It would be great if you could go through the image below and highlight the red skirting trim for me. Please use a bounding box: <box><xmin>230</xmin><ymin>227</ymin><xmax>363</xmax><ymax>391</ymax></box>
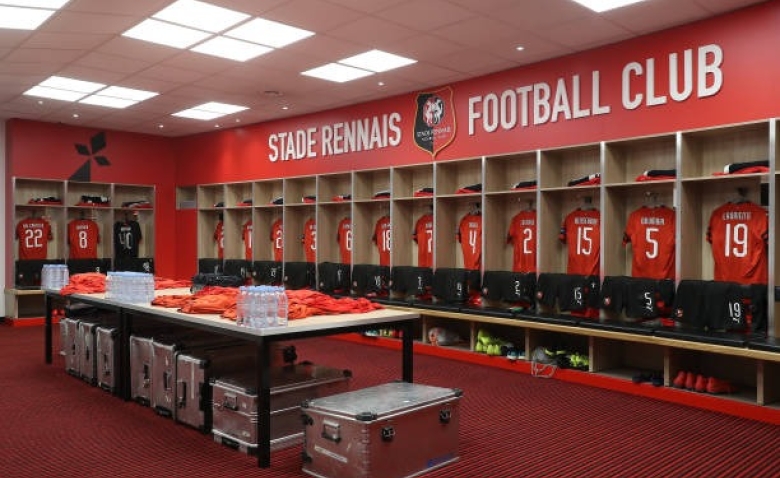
<box><xmin>332</xmin><ymin>333</ymin><xmax>780</xmax><ymax>426</ymax></box>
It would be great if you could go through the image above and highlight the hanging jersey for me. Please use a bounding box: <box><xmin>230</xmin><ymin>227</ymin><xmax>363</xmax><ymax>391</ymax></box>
<box><xmin>559</xmin><ymin>208</ymin><xmax>600</xmax><ymax>276</ymax></box>
<box><xmin>507</xmin><ymin>210</ymin><xmax>537</xmax><ymax>273</ymax></box>
<box><xmin>114</xmin><ymin>220</ymin><xmax>142</xmax><ymax>258</ymax></box>
<box><xmin>373</xmin><ymin>215</ymin><xmax>391</xmax><ymax>266</ymax></box>
<box><xmin>707</xmin><ymin>201</ymin><xmax>768</xmax><ymax>284</ymax></box>
<box><xmin>302</xmin><ymin>218</ymin><xmax>317</xmax><ymax>263</ymax></box>
<box><xmin>213</xmin><ymin>220</ymin><xmax>224</xmax><ymax>259</ymax></box>
<box><xmin>242</xmin><ymin>220</ymin><xmax>253</xmax><ymax>261</ymax></box>
<box><xmin>413</xmin><ymin>213</ymin><xmax>434</xmax><ymax>268</ymax></box>
<box><xmin>457</xmin><ymin>212</ymin><xmax>482</xmax><ymax>270</ymax></box>
<box><xmin>67</xmin><ymin>218</ymin><xmax>100</xmax><ymax>259</ymax></box>
<box><xmin>16</xmin><ymin>217</ymin><xmax>53</xmax><ymax>260</ymax></box>
<box><xmin>337</xmin><ymin>217</ymin><xmax>353</xmax><ymax>264</ymax></box>
<box><xmin>270</xmin><ymin>218</ymin><xmax>284</xmax><ymax>262</ymax></box>
<box><xmin>623</xmin><ymin>205</ymin><xmax>676</xmax><ymax>280</ymax></box>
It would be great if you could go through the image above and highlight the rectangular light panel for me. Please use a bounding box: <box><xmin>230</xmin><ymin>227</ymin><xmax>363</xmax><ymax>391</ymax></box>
<box><xmin>23</xmin><ymin>85</ymin><xmax>86</xmax><ymax>102</ymax></box>
<box><xmin>98</xmin><ymin>86</ymin><xmax>158</xmax><ymax>101</ymax></box>
<box><xmin>225</xmin><ymin>17</ymin><xmax>314</xmax><ymax>48</ymax></box>
<box><xmin>0</xmin><ymin>5</ymin><xmax>57</xmax><ymax>30</ymax></box>
<box><xmin>173</xmin><ymin>102</ymin><xmax>249</xmax><ymax>120</ymax></box>
<box><xmin>339</xmin><ymin>49</ymin><xmax>416</xmax><ymax>73</ymax></box>
<box><xmin>41</xmin><ymin>76</ymin><xmax>105</xmax><ymax>93</ymax></box>
<box><xmin>191</xmin><ymin>36</ymin><xmax>272</xmax><ymax>62</ymax></box>
<box><xmin>122</xmin><ymin>18</ymin><xmax>211</xmax><ymax>49</ymax></box>
<box><xmin>79</xmin><ymin>95</ymin><xmax>137</xmax><ymax>109</ymax></box>
<box><xmin>302</xmin><ymin>63</ymin><xmax>374</xmax><ymax>83</ymax></box>
<box><xmin>569</xmin><ymin>0</ymin><xmax>647</xmax><ymax>12</ymax></box>
<box><xmin>153</xmin><ymin>0</ymin><xmax>249</xmax><ymax>33</ymax></box>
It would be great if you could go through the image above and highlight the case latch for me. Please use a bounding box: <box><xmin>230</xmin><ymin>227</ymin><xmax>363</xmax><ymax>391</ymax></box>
<box><xmin>321</xmin><ymin>420</ymin><xmax>341</xmax><ymax>443</ymax></box>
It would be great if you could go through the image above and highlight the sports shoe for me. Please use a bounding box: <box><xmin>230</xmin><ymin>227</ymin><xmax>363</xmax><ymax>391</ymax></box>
<box><xmin>685</xmin><ymin>372</ymin><xmax>696</xmax><ymax>390</ymax></box>
<box><xmin>694</xmin><ymin>374</ymin><xmax>708</xmax><ymax>393</ymax></box>
<box><xmin>672</xmin><ymin>371</ymin><xmax>688</xmax><ymax>388</ymax></box>
<box><xmin>650</xmin><ymin>373</ymin><xmax>664</xmax><ymax>387</ymax></box>
<box><xmin>706</xmin><ymin>377</ymin><xmax>737</xmax><ymax>394</ymax></box>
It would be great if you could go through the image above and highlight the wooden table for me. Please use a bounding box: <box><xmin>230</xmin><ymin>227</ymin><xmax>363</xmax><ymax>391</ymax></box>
<box><xmin>44</xmin><ymin>289</ymin><xmax>419</xmax><ymax>468</ymax></box>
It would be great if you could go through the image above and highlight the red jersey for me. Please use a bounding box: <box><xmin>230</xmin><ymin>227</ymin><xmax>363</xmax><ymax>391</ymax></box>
<box><xmin>270</xmin><ymin>218</ymin><xmax>284</xmax><ymax>262</ymax></box>
<box><xmin>214</xmin><ymin>220</ymin><xmax>224</xmax><ymax>259</ymax></box>
<box><xmin>302</xmin><ymin>218</ymin><xmax>317</xmax><ymax>263</ymax></box>
<box><xmin>67</xmin><ymin>218</ymin><xmax>100</xmax><ymax>259</ymax></box>
<box><xmin>372</xmin><ymin>215</ymin><xmax>391</xmax><ymax>266</ymax></box>
<box><xmin>457</xmin><ymin>212</ymin><xmax>482</xmax><ymax>270</ymax></box>
<box><xmin>242</xmin><ymin>220</ymin><xmax>253</xmax><ymax>261</ymax></box>
<box><xmin>507</xmin><ymin>210</ymin><xmax>536</xmax><ymax>273</ymax></box>
<box><xmin>337</xmin><ymin>217</ymin><xmax>352</xmax><ymax>264</ymax></box>
<box><xmin>559</xmin><ymin>208</ymin><xmax>600</xmax><ymax>276</ymax></box>
<box><xmin>16</xmin><ymin>217</ymin><xmax>53</xmax><ymax>260</ymax></box>
<box><xmin>623</xmin><ymin>205</ymin><xmax>675</xmax><ymax>280</ymax></box>
<box><xmin>413</xmin><ymin>213</ymin><xmax>434</xmax><ymax>268</ymax></box>
<box><xmin>707</xmin><ymin>201</ymin><xmax>768</xmax><ymax>284</ymax></box>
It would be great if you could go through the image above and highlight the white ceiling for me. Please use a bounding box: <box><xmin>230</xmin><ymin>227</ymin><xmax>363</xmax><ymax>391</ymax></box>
<box><xmin>0</xmin><ymin>0</ymin><xmax>767</xmax><ymax>137</ymax></box>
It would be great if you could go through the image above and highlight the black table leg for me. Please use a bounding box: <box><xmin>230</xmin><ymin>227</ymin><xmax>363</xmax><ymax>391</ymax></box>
<box><xmin>119</xmin><ymin>311</ymin><xmax>132</xmax><ymax>400</ymax></box>
<box><xmin>401</xmin><ymin>319</ymin><xmax>414</xmax><ymax>383</ymax></box>
<box><xmin>257</xmin><ymin>339</ymin><xmax>272</xmax><ymax>468</ymax></box>
<box><xmin>45</xmin><ymin>294</ymin><xmax>53</xmax><ymax>364</ymax></box>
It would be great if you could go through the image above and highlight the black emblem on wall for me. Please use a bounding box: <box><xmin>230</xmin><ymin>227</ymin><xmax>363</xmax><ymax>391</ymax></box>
<box><xmin>72</xmin><ymin>131</ymin><xmax>110</xmax><ymax>181</ymax></box>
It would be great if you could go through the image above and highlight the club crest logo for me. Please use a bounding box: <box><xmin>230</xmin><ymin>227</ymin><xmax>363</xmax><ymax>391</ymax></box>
<box><xmin>414</xmin><ymin>86</ymin><xmax>455</xmax><ymax>158</ymax></box>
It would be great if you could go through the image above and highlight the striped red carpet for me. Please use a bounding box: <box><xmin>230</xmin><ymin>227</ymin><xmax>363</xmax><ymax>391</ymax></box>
<box><xmin>1</xmin><ymin>325</ymin><xmax>778</xmax><ymax>478</ymax></box>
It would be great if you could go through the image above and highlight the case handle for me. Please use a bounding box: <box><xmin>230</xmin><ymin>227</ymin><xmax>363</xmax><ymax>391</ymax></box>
<box><xmin>321</xmin><ymin>420</ymin><xmax>341</xmax><ymax>443</ymax></box>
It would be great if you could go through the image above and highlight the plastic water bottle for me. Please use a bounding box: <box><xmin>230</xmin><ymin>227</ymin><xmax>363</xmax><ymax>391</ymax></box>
<box><xmin>264</xmin><ymin>286</ymin><xmax>278</xmax><ymax>327</ymax></box>
<box><xmin>235</xmin><ymin>286</ymin><xmax>247</xmax><ymax>326</ymax></box>
<box><xmin>276</xmin><ymin>286</ymin><xmax>288</xmax><ymax>327</ymax></box>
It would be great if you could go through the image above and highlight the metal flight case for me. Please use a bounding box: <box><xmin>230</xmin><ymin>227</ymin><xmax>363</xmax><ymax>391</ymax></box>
<box><xmin>301</xmin><ymin>382</ymin><xmax>462</xmax><ymax>478</ymax></box>
<box><xmin>211</xmin><ymin>362</ymin><xmax>352</xmax><ymax>454</ymax></box>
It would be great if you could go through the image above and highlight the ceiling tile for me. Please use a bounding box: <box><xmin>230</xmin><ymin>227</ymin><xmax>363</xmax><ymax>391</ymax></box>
<box><xmin>0</xmin><ymin>30</ymin><xmax>33</xmax><ymax>49</ymax></box>
<box><xmin>432</xmin><ymin>16</ymin><xmax>525</xmax><ymax>48</ymax></box>
<box><xmin>67</xmin><ymin>0</ymin><xmax>169</xmax><ymax>16</ymax></box>
<box><xmin>487</xmin><ymin>0</ymin><xmax>591</xmax><ymax>31</ymax></box>
<box><xmin>322</xmin><ymin>0</ymin><xmax>403</xmax><ymax>14</ymax></box>
<box><xmin>429</xmin><ymin>47</ymin><xmax>518</xmax><ymax>76</ymax></box>
<box><xmin>75</xmin><ymin>52</ymin><xmax>153</xmax><ymax>75</ymax></box>
<box><xmin>376</xmin><ymin>0</ymin><xmax>476</xmax><ymax>31</ymax></box>
<box><xmin>22</xmin><ymin>32</ymin><xmax>113</xmax><ymax>50</ymax></box>
<box><xmin>136</xmin><ymin>64</ymin><xmax>209</xmax><ymax>84</ymax></box>
<box><xmin>265</xmin><ymin>0</ymin><xmax>364</xmax><ymax>32</ymax></box>
<box><xmin>42</xmin><ymin>11</ymin><xmax>140</xmax><ymax>35</ymax></box>
<box><xmin>538</xmin><ymin>16</ymin><xmax>633</xmax><ymax>51</ymax></box>
<box><xmin>327</xmin><ymin>17</ymin><xmax>417</xmax><ymax>47</ymax></box>
<box><xmin>97</xmin><ymin>37</ymin><xmax>180</xmax><ymax>63</ymax></box>
<box><xmin>5</xmin><ymin>48</ymin><xmax>85</xmax><ymax>64</ymax></box>
<box><xmin>606</xmin><ymin>0</ymin><xmax>709</xmax><ymax>33</ymax></box>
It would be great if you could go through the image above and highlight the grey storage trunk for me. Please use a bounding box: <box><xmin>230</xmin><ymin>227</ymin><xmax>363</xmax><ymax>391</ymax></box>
<box><xmin>60</xmin><ymin>317</ymin><xmax>79</xmax><ymax>375</ymax></box>
<box><xmin>95</xmin><ymin>326</ymin><xmax>119</xmax><ymax>393</ymax></box>
<box><xmin>174</xmin><ymin>346</ymin><xmax>256</xmax><ymax>431</ymax></box>
<box><xmin>211</xmin><ymin>363</ymin><xmax>352</xmax><ymax>454</ymax></box>
<box><xmin>77</xmin><ymin>321</ymin><xmax>100</xmax><ymax>385</ymax></box>
<box><xmin>130</xmin><ymin>335</ymin><xmax>154</xmax><ymax>406</ymax></box>
<box><xmin>301</xmin><ymin>382</ymin><xmax>462</xmax><ymax>478</ymax></box>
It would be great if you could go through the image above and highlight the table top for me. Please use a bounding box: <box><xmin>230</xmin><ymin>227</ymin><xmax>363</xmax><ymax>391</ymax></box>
<box><xmin>61</xmin><ymin>288</ymin><xmax>419</xmax><ymax>338</ymax></box>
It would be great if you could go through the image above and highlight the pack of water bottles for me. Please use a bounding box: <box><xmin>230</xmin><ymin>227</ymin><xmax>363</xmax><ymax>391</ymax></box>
<box><xmin>41</xmin><ymin>264</ymin><xmax>70</xmax><ymax>291</ymax></box>
<box><xmin>105</xmin><ymin>271</ymin><xmax>155</xmax><ymax>304</ymax></box>
<box><xmin>235</xmin><ymin>285</ymin><xmax>289</xmax><ymax>329</ymax></box>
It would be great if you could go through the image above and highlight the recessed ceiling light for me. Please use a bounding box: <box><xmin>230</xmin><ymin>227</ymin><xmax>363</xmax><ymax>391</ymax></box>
<box><xmin>339</xmin><ymin>49</ymin><xmax>416</xmax><ymax>73</ymax></box>
<box><xmin>225</xmin><ymin>17</ymin><xmax>314</xmax><ymax>48</ymax></box>
<box><xmin>191</xmin><ymin>36</ymin><xmax>272</xmax><ymax>61</ymax></box>
<box><xmin>214</xmin><ymin>124</ymin><xmax>220</xmax><ymax>128</ymax></box>
<box><xmin>282</xmin><ymin>105</ymin><xmax>289</xmax><ymax>110</ymax></box>
<box><xmin>158</xmin><ymin>124</ymin><xmax>165</xmax><ymax>129</ymax></box>
<box><xmin>516</xmin><ymin>45</ymin><xmax>525</xmax><ymax>51</ymax></box>
<box><xmin>41</xmin><ymin>76</ymin><xmax>105</xmax><ymax>93</ymax></box>
<box><xmin>302</xmin><ymin>63</ymin><xmax>374</xmax><ymax>83</ymax></box>
<box><xmin>153</xmin><ymin>0</ymin><xmax>249</xmax><ymax>34</ymax></box>
<box><xmin>0</xmin><ymin>5</ymin><xmax>58</xmax><ymax>31</ymax></box>
<box><xmin>2</xmin><ymin>1</ymin><xmax>70</xmax><ymax>8</ymax></box>
<box><xmin>123</xmin><ymin>18</ymin><xmax>211</xmax><ymax>49</ymax></box>
<box><xmin>173</xmin><ymin>101</ymin><xmax>249</xmax><ymax>120</ymax></box>
<box><xmin>79</xmin><ymin>95</ymin><xmax>137</xmax><ymax>109</ymax></box>
<box><xmin>569</xmin><ymin>0</ymin><xmax>646</xmax><ymax>13</ymax></box>
<box><xmin>97</xmin><ymin>86</ymin><xmax>158</xmax><ymax>102</ymax></box>
<box><xmin>24</xmin><ymin>85</ymin><xmax>85</xmax><ymax>102</ymax></box>
<box><xmin>72</xmin><ymin>113</ymin><xmax>79</xmax><ymax>118</ymax></box>
<box><xmin>378</xmin><ymin>81</ymin><xmax>385</xmax><ymax>86</ymax></box>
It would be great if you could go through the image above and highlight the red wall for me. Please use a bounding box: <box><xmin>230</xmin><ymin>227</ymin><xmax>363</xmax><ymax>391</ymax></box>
<box><xmin>6</xmin><ymin>1</ymin><xmax>780</xmax><ymax>280</ymax></box>
<box><xmin>174</xmin><ymin>1</ymin><xmax>780</xmax><ymax>186</ymax></box>
<box><xmin>5</xmin><ymin>119</ymin><xmax>179</xmax><ymax>278</ymax></box>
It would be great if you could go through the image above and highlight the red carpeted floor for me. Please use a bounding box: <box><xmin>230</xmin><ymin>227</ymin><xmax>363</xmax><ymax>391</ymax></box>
<box><xmin>1</xmin><ymin>324</ymin><xmax>779</xmax><ymax>478</ymax></box>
